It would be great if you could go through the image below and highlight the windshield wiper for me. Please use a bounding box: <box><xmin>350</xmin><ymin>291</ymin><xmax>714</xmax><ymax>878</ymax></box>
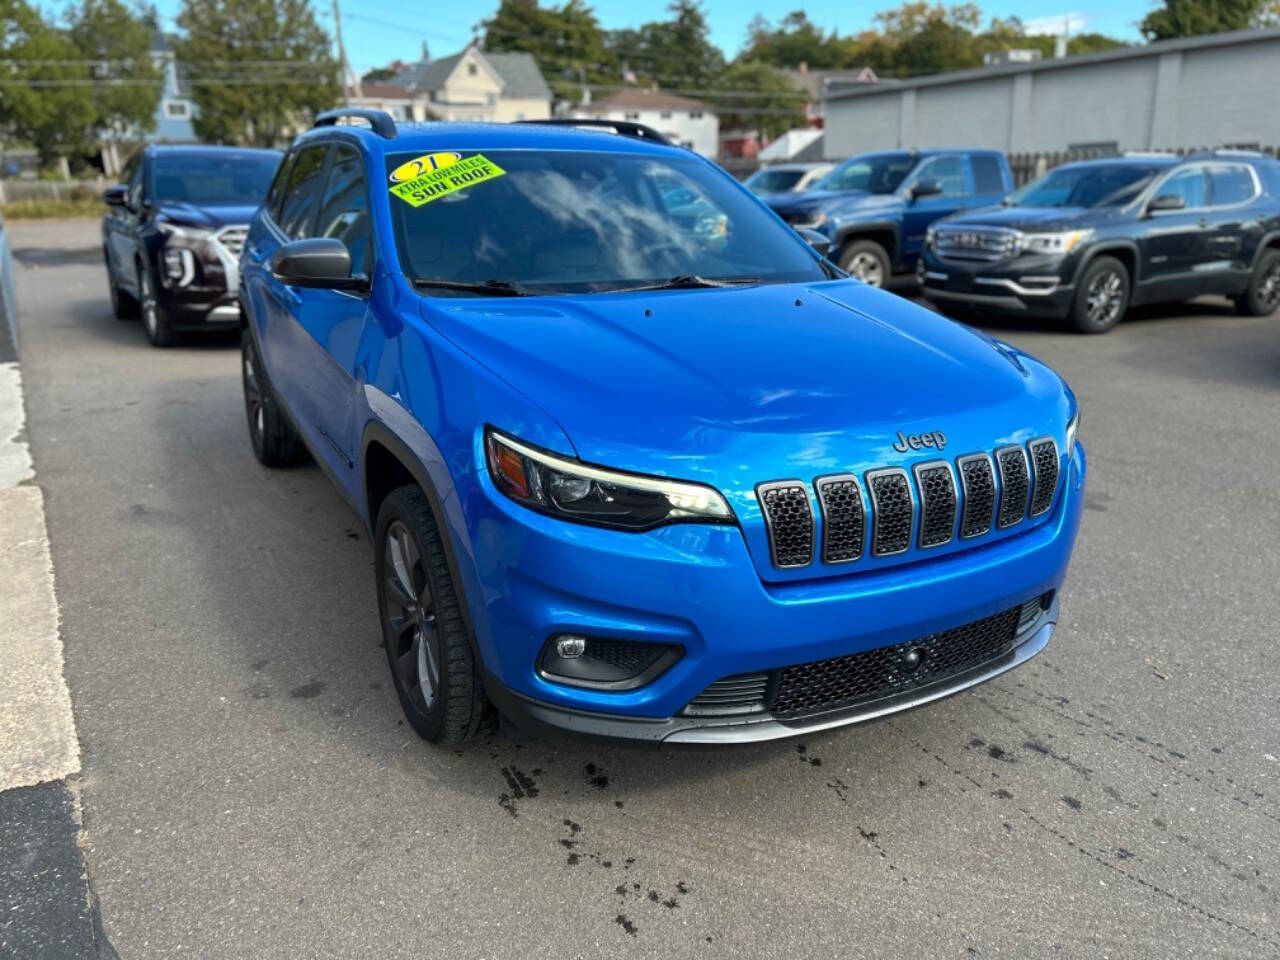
<box><xmin>604</xmin><ymin>275</ymin><xmax>761</xmax><ymax>294</ymax></box>
<box><xmin>413</xmin><ymin>278</ymin><xmax>532</xmax><ymax>297</ymax></box>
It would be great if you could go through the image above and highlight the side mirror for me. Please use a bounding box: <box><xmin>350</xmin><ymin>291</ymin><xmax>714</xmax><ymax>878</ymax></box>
<box><xmin>909</xmin><ymin>179</ymin><xmax>942</xmax><ymax>201</ymax></box>
<box><xmin>270</xmin><ymin>238</ymin><xmax>368</xmax><ymax>291</ymax></box>
<box><xmin>795</xmin><ymin>226</ymin><xmax>832</xmax><ymax>259</ymax></box>
<box><xmin>103</xmin><ymin>184</ymin><xmax>128</xmax><ymax>207</ymax></box>
<box><xmin>1146</xmin><ymin>193</ymin><xmax>1186</xmax><ymax>215</ymax></box>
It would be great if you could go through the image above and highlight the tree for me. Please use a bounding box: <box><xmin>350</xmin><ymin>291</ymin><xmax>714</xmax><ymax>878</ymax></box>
<box><xmin>714</xmin><ymin>61</ymin><xmax>806</xmax><ymax>138</ymax></box>
<box><xmin>0</xmin><ymin>0</ymin><xmax>99</xmax><ymax>167</ymax></box>
<box><xmin>483</xmin><ymin>0</ymin><xmax>617</xmax><ymax>102</ymax></box>
<box><xmin>66</xmin><ymin>0</ymin><xmax>163</xmax><ymax>142</ymax></box>
<box><xmin>1139</xmin><ymin>0</ymin><xmax>1268</xmax><ymax>40</ymax></box>
<box><xmin>172</xmin><ymin>0</ymin><xmax>339</xmax><ymax>147</ymax></box>
<box><xmin>609</xmin><ymin>0</ymin><xmax>724</xmax><ymax>90</ymax></box>
<box><xmin>741</xmin><ymin>11</ymin><xmax>847</xmax><ymax>69</ymax></box>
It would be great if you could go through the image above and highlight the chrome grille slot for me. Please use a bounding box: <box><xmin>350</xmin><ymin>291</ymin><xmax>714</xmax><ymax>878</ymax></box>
<box><xmin>934</xmin><ymin>227</ymin><xmax>1018</xmax><ymax>263</ymax></box>
<box><xmin>995</xmin><ymin>445</ymin><xmax>1030</xmax><ymax>528</ymax></box>
<box><xmin>683</xmin><ymin>673</ymin><xmax>770</xmax><ymax>716</ymax></box>
<box><xmin>756</xmin><ymin>481</ymin><xmax>814</xmax><ymax>569</ymax></box>
<box><xmin>214</xmin><ymin>225</ymin><xmax>249</xmax><ymax>258</ymax></box>
<box><xmin>866</xmin><ymin>468</ymin><xmax>913</xmax><ymax>557</ymax></box>
<box><xmin>913</xmin><ymin>461</ymin><xmax>957</xmax><ymax>548</ymax></box>
<box><xmin>956</xmin><ymin>453</ymin><xmax>996</xmax><ymax>538</ymax></box>
<box><xmin>814</xmin><ymin>475</ymin><xmax>865</xmax><ymax>564</ymax></box>
<box><xmin>1027</xmin><ymin>438</ymin><xmax>1060</xmax><ymax>517</ymax></box>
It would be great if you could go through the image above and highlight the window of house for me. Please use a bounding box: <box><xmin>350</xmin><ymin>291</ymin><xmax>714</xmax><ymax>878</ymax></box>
<box><xmin>486</xmin><ymin>92</ymin><xmax>497</xmax><ymax>106</ymax></box>
<box><xmin>659</xmin><ymin>110</ymin><xmax>672</xmax><ymax>119</ymax></box>
<box><xmin>163</xmin><ymin>100</ymin><xmax>190</xmax><ymax>119</ymax></box>
<box><xmin>516</xmin><ymin>112</ymin><xmax>526</xmax><ymax>121</ymax></box>
<box><xmin>624</xmin><ymin>112</ymin><xmax>640</xmax><ymax>120</ymax></box>
<box><xmin>468</xmin><ymin>62</ymin><xmax>478</xmax><ymax>76</ymax></box>
<box><xmin>689</xmin><ymin>111</ymin><xmax>703</xmax><ymax>119</ymax></box>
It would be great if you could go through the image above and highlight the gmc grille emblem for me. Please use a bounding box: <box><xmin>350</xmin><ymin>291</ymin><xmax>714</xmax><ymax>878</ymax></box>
<box><xmin>953</xmin><ymin>233</ymin><xmax>984</xmax><ymax>247</ymax></box>
<box><xmin>893</xmin><ymin>430</ymin><xmax>947</xmax><ymax>453</ymax></box>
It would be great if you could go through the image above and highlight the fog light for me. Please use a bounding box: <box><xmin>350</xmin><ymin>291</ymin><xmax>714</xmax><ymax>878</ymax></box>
<box><xmin>555</xmin><ymin>635</ymin><xmax>587</xmax><ymax>659</ymax></box>
<box><xmin>538</xmin><ymin>634</ymin><xmax>682</xmax><ymax>691</ymax></box>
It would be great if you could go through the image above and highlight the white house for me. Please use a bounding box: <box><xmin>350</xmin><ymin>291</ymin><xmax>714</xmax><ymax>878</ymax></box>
<box><xmin>567</xmin><ymin>89</ymin><xmax>718</xmax><ymax>157</ymax></box>
<box><xmin>387</xmin><ymin>45</ymin><xmax>552</xmax><ymax>123</ymax></box>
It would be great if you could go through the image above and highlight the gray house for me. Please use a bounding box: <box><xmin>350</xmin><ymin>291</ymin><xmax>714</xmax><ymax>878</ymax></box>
<box><xmin>387</xmin><ymin>45</ymin><xmax>552</xmax><ymax>123</ymax></box>
<box><xmin>822</xmin><ymin>27</ymin><xmax>1280</xmax><ymax>158</ymax></box>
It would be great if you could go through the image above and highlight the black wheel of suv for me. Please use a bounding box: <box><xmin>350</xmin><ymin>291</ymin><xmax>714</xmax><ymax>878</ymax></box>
<box><xmin>839</xmin><ymin>239</ymin><xmax>890</xmax><ymax>288</ymax></box>
<box><xmin>241</xmin><ymin>329</ymin><xmax>307</xmax><ymax>467</ymax></box>
<box><xmin>105</xmin><ymin>250</ymin><xmax>137</xmax><ymax>320</ymax></box>
<box><xmin>138</xmin><ymin>263</ymin><xmax>175</xmax><ymax>347</ymax></box>
<box><xmin>376</xmin><ymin>485</ymin><xmax>489</xmax><ymax>744</ymax></box>
<box><xmin>1070</xmin><ymin>256</ymin><xmax>1129</xmax><ymax>334</ymax></box>
<box><xmin>1234</xmin><ymin>248</ymin><xmax>1280</xmax><ymax>317</ymax></box>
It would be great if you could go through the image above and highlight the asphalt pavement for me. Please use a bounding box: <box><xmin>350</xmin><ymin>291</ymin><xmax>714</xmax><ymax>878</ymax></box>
<box><xmin>6</xmin><ymin>219</ymin><xmax>1280</xmax><ymax>958</ymax></box>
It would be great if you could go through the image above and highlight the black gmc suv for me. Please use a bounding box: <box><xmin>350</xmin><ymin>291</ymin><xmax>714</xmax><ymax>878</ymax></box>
<box><xmin>102</xmin><ymin>145</ymin><xmax>281</xmax><ymax>346</ymax></box>
<box><xmin>919</xmin><ymin>151</ymin><xmax>1280</xmax><ymax>333</ymax></box>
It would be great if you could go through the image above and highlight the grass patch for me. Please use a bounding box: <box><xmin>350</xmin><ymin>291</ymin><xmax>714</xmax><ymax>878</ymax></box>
<box><xmin>2</xmin><ymin>198</ymin><xmax>104</xmax><ymax>220</ymax></box>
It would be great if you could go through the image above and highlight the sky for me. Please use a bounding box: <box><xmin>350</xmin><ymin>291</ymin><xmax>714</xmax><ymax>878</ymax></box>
<box><xmin>147</xmin><ymin>0</ymin><xmax>1152</xmax><ymax>77</ymax></box>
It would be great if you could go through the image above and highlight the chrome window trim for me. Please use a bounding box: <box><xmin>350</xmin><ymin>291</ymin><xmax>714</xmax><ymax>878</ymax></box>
<box><xmin>911</xmin><ymin>459</ymin><xmax>958</xmax><ymax>549</ymax></box>
<box><xmin>864</xmin><ymin>466</ymin><xmax>915</xmax><ymax>557</ymax></box>
<box><xmin>755</xmin><ymin>480</ymin><xmax>814</xmax><ymax>569</ymax></box>
<box><xmin>1145</xmin><ymin>162</ymin><xmax>1261</xmax><ymax>215</ymax></box>
<box><xmin>813</xmin><ymin>473</ymin><xmax>865</xmax><ymax>565</ymax></box>
<box><xmin>955</xmin><ymin>452</ymin><xmax>997</xmax><ymax>539</ymax></box>
<box><xmin>994</xmin><ymin>444</ymin><xmax>1031</xmax><ymax>529</ymax></box>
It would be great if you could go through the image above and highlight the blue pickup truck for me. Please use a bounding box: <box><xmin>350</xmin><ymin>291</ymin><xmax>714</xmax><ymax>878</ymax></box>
<box><xmin>766</xmin><ymin>149</ymin><xmax>1013</xmax><ymax>287</ymax></box>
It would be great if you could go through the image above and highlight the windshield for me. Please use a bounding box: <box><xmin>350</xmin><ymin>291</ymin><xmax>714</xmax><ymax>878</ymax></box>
<box><xmin>744</xmin><ymin>168</ymin><xmax>804</xmax><ymax>194</ymax></box>
<box><xmin>151</xmin><ymin>152</ymin><xmax>281</xmax><ymax>205</ymax></box>
<box><xmin>1009</xmin><ymin>164</ymin><xmax>1166</xmax><ymax>208</ymax></box>
<box><xmin>814</xmin><ymin>153</ymin><xmax>914</xmax><ymax>194</ymax></box>
<box><xmin>387</xmin><ymin>150</ymin><xmax>827</xmax><ymax>295</ymax></box>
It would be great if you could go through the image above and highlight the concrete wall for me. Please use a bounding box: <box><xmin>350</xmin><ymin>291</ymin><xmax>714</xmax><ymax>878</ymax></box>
<box><xmin>823</xmin><ymin>29</ymin><xmax>1280</xmax><ymax>158</ymax></box>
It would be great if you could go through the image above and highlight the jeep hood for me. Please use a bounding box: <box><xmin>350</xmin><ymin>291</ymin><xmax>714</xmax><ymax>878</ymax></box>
<box><xmin>422</xmin><ymin>280</ymin><xmax>1070</xmax><ymax>485</ymax></box>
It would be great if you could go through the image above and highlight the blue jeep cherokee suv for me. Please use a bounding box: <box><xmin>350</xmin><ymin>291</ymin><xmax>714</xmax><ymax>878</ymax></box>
<box><xmin>766</xmin><ymin>149</ymin><xmax>1012</xmax><ymax>287</ymax></box>
<box><xmin>239</xmin><ymin>110</ymin><xmax>1084</xmax><ymax>746</ymax></box>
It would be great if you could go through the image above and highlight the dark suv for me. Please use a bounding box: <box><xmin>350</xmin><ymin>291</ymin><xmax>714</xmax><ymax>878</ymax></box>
<box><xmin>102</xmin><ymin>145</ymin><xmax>281</xmax><ymax>346</ymax></box>
<box><xmin>920</xmin><ymin>151</ymin><xmax>1280</xmax><ymax>333</ymax></box>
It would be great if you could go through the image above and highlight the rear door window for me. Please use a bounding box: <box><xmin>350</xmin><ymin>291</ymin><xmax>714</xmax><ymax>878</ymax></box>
<box><xmin>277</xmin><ymin>144</ymin><xmax>330</xmax><ymax>240</ymax></box>
<box><xmin>971</xmin><ymin>155</ymin><xmax>1005</xmax><ymax>194</ymax></box>
<box><xmin>1208</xmin><ymin>165</ymin><xmax>1256</xmax><ymax>206</ymax></box>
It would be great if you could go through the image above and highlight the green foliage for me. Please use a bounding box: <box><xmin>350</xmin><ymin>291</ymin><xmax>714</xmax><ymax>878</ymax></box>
<box><xmin>66</xmin><ymin>0</ymin><xmax>162</xmax><ymax>140</ymax></box>
<box><xmin>714</xmin><ymin>61</ymin><xmax>806</xmax><ymax>139</ymax></box>
<box><xmin>0</xmin><ymin>0</ymin><xmax>99</xmax><ymax>166</ymax></box>
<box><xmin>483</xmin><ymin>0</ymin><xmax>619</xmax><ymax>101</ymax></box>
<box><xmin>617</xmin><ymin>0</ymin><xmax>724</xmax><ymax>89</ymax></box>
<box><xmin>1138</xmin><ymin>0</ymin><xmax>1268</xmax><ymax>40</ymax></box>
<box><xmin>172</xmin><ymin>0</ymin><xmax>339</xmax><ymax>147</ymax></box>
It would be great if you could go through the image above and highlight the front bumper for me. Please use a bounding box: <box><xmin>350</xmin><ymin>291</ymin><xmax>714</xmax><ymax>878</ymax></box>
<box><xmin>450</xmin><ymin>445</ymin><xmax>1085</xmax><ymax>745</ymax></box>
<box><xmin>919</xmin><ymin>251</ymin><xmax>1076</xmax><ymax>318</ymax></box>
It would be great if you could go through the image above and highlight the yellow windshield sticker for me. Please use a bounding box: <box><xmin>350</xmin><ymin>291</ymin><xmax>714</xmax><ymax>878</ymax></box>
<box><xmin>389</xmin><ymin>152</ymin><xmax>461</xmax><ymax>183</ymax></box>
<box><xmin>389</xmin><ymin>153</ymin><xmax>506</xmax><ymax>207</ymax></box>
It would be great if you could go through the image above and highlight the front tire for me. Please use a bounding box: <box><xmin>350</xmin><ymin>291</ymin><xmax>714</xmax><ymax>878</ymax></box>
<box><xmin>241</xmin><ymin>329</ymin><xmax>307</xmax><ymax>467</ymax></box>
<box><xmin>1234</xmin><ymin>248</ymin><xmax>1280</xmax><ymax>317</ymax></box>
<box><xmin>839</xmin><ymin>239</ymin><xmax>891</xmax><ymax>288</ymax></box>
<box><xmin>1070</xmin><ymin>256</ymin><xmax>1129</xmax><ymax>334</ymax></box>
<box><xmin>376</xmin><ymin>485</ymin><xmax>489</xmax><ymax>744</ymax></box>
<box><xmin>138</xmin><ymin>264</ymin><xmax>175</xmax><ymax>347</ymax></box>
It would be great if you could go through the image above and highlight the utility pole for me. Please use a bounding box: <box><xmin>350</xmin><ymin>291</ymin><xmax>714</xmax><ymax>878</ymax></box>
<box><xmin>332</xmin><ymin>0</ymin><xmax>360</xmax><ymax>103</ymax></box>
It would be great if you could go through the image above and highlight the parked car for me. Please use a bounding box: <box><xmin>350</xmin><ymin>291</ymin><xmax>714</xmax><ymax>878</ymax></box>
<box><xmin>919</xmin><ymin>151</ymin><xmax>1280</xmax><ymax>333</ymax></box>
<box><xmin>240</xmin><ymin>110</ymin><xmax>1083</xmax><ymax>746</ymax></box>
<box><xmin>102</xmin><ymin>144</ymin><xmax>282</xmax><ymax>346</ymax></box>
<box><xmin>765</xmin><ymin>149</ymin><xmax>1013</xmax><ymax>287</ymax></box>
<box><xmin>742</xmin><ymin>162</ymin><xmax>834</xmax><ymax>196</ymax></box>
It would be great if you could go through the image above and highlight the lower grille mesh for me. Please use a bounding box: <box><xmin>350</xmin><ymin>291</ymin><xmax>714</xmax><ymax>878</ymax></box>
<box><xmin>770</xmin><ymin>605</ymin><xmax>1021</xmax><ymax>720</ymax></box>
<box><xmin>683</xmin><ymin>673</ymin><xmax>770</xmax><ymax>716</ymax></box>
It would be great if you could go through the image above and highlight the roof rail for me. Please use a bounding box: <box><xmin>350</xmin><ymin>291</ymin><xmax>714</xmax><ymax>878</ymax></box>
<box><xmin>516</xmin><ymin>118</ymin><xmax>674</xmax><ymax>146</ymax></box>
<box><xmin>313</xmin><ymin>107</ymin><xmax>397</xmax><ymax>139</ymax></box>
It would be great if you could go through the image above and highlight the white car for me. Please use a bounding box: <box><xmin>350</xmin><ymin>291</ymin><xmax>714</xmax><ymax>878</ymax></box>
<box><xmin>743</xmin><ymin>162</ymin><xmax>834</xmax><ymax>196</ymax></box>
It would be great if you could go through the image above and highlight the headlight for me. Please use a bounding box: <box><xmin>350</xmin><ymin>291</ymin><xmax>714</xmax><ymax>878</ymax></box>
<box><xmin>485</xmin><ymin>429</ymin><xmax>734</xmax><ymax>531</ymax></box>
<box><xmin>1065</xmin><ymin>411</ymin><xmax>1081</xmax><ymax>459</ymax></box>
<box><xmin>156</xmin><ymin>221</ymin><xmax>212</xmax><ymax>241</ymax></box>
<box><xmin>1020</xmin><ymin>230</ymin><xmax>1092</xmax><ymax>255</ymax></box>
<box><xmin>789</xmin><ymin>211</ymin><xmax>826</xmax><ymax>229</ymax></box>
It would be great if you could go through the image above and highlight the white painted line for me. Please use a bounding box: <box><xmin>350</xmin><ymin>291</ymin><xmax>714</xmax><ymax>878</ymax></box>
<box><xmin>1</xmin><ymin>360</ymin><xmax>79</xmax><ymax>792</ymax></box>
<box><xmin>0</xmin><ymin>363</ymin><xmax>33</xmax><ymax>488</ymax></box>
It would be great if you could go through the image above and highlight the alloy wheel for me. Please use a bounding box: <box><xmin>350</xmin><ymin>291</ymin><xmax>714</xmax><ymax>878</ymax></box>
<box><xmin>242</xmin><ymin>341</ymin><xmax>265</xmax><ymax>444</ymax></box>
<box><xmin>1085</xmin><ymin>269</ymin><xmax>1124</xmax><ymax>327</ymax></box>
<box><xmin>1260</xmin><ymin>259</ymin><xmax>1280</xmax><ymax>310</ymax></box>
<box><xmin>139</xmin><ymin>269</ymin><xmax>158</xmax><ymax>338</ymax></box>
<box><xmin>382</xmin><ymin>521</ymin><xmax>440</xmax><ymax>711</ymax></box>
<box><xmin>847</xmin><ymin>252</ymin><xmax>885</xmax><ymax>287</ymax></box>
